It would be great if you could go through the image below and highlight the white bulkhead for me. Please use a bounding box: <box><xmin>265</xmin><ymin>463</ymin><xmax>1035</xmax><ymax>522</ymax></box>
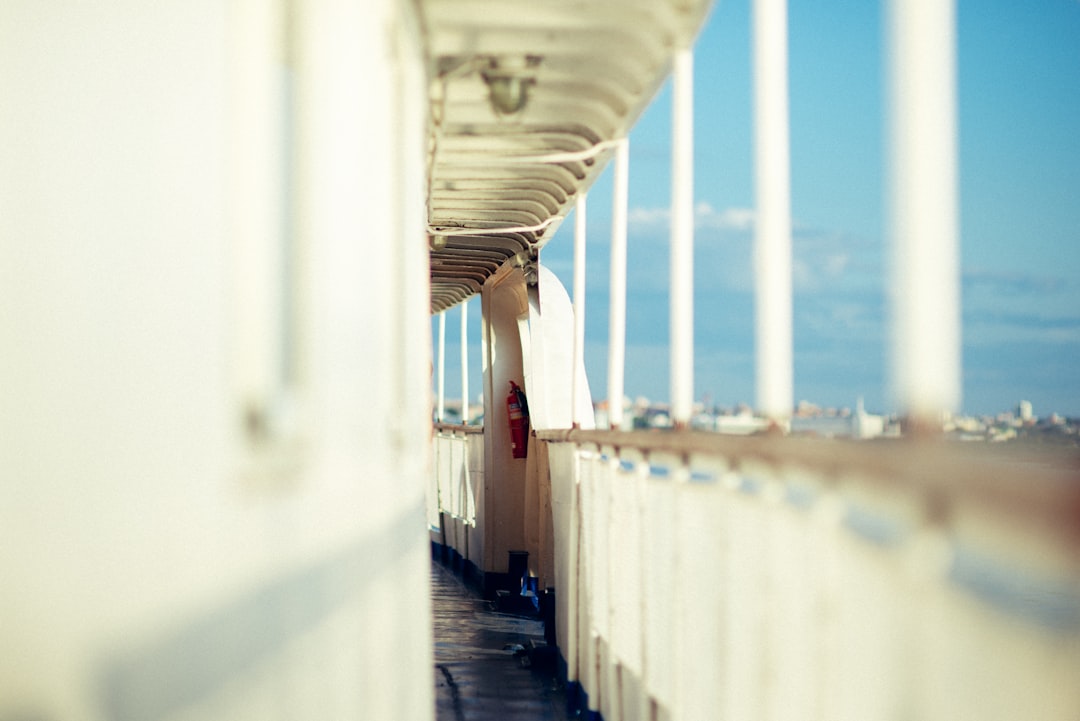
<box><xmin>1</xmin><ymin>1</ymin><xmax>433</xmax><ymax>719</ymax></box>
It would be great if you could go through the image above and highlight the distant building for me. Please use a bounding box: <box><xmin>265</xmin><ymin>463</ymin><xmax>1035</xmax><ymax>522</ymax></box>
<box><xmin>791</xmin><ymin>397</ymin><xmax>885</xmax><ymax>439</ymax></box>
<box><xmin>1018</xmin><ymin>400</ymin><xmax>1034</xmax><ymax>423</ymax></box>
<box><xmin>852</xmin><ymin>397</ymin><xmax>885</xmax><ymax>439</ymax></box>
<box><xmin>715</xmin><ymin>412</ymin><xmax>769</xmax><ymax>435</ymax></box>
<box><xmin>790</xmin><ymin>415</ymin><xmax>851</xmax><ymax>438</ymax></box>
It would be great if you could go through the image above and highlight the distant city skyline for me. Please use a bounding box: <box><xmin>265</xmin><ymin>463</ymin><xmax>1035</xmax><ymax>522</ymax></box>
<box><xmin>434</xmin><ymin>1</ymin><xmax>1080</xmax><ymax>418</ymax></box>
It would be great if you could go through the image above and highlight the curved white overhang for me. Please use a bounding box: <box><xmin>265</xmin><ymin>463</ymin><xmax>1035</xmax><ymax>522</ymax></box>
<box><xmin>423</xmin><ymin>0</ymin><xmax>714</xmax><ymax>313</ymax></box>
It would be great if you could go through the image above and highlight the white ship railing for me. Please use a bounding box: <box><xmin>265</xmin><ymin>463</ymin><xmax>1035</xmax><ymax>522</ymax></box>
<box><xmin>430</xmin><ymin>423</ymin><xmax>484</xmax><ymax>567</ymax></box>
<box><xmin>538</xmin><ymin>428</ymin><xmax>1080</xmax><ymax>721</ymax></box>
<box><xmin>427</xmin><ymin>2</ymin><xmax>1078</xmax><ymax>721</ymax></box>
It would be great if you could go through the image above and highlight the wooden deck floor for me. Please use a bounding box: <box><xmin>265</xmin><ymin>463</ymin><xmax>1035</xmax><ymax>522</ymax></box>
<box><xmin>431</xmin><ymin>562</ymin><xmax>569</xmax><ymax>721</ymax></box>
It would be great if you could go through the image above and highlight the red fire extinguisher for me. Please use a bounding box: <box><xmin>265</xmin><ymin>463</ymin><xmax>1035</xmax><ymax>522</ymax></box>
<box><xmin>506</xmin><ymin>380</ymin><xmax>530</xmax><ymax>459</ymax></box>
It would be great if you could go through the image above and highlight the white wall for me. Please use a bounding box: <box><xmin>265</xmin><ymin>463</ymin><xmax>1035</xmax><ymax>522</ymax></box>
<box><xmin>0</xmin><ymin>1</ymin><xmax>433</xmax><ymax>719</ymax></box>
<box><xmin>480</xmin><ymin>269</ymin><xmax>530</xmax><ymax>573</ymax></box>
<box><xmin>524</xmin><ymin>266</ymin><xmax>595</xmax><ymax>431</ymax></box>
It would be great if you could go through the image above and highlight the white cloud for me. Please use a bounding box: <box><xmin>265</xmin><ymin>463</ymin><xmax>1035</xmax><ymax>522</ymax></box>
<box><xmin>626</xmin><ymin>203</ymin><xmax>756</xmax><ymax>232</ymax></box>
<box><xmin>695</xmin><ymin>202</ymin><xmax>755</xmax><ymax>231</ymax></box>
<box><xmin>823</xmin><ymin>253</ymin><xmax>850</xmax><ymax>276</ymax></box>
<box><xmin>621</xmin><ymin>203</ymin><xmax>878</xmax><ymax>295</ymax></box>
<box><xmin>626</xmin><ymin>206</ymin><xmax>671</xmax><ymax>226</ymax></box>
<box><xmin>794</xmin><ymin>251</ymin><xmax>852</xmax><ymax>291</ymax></box>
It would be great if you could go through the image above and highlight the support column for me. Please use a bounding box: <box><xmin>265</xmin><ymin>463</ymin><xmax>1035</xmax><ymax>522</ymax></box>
<box><xmin>572</xmin><ymin>195</ymin><xmax>588</xmax><ymax>428</ymax></box>
<box><xmin>670</xmin><ymin>50</ymin><xmax>695</xmax><ymax>428</ymax></box>
<box><xmin>437</xmin><ymin>312</ymin><xmax>446</xmax><ymax>422</ymax></box>
<box><xmin>886</xmin><ymin>0</ymin><xmax>960</xmax><ymax>425</ymax></box>
<box><xmin>461</xmin><ymin>300</ymin><xmax>470</xmax><ymax>423</ymax></box>
<box><xmin>752</xmin><ymin>0</ymin><xmax>794</xmax><ymax>421</ymax></box>
<box><xmin>608</xmin><ymin>140</ymin><xmax>630</xmax><ymax>430</ymax></box>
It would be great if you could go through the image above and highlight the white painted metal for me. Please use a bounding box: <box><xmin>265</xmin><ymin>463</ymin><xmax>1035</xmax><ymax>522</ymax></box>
<box><xmin>608</xmin><ymin>139</ymin><xmax>630</xmax><ymax>431</ymax></box>
<box><xmin>430</xmin><ymin>216</ymin><xmax>560</xmax><ymax>237</ymax></box>
<box><xmin>886</xmin><ymin>0</ymin><xmax>961</xmax><ymax>420</ymax></box>
<box><xmin>460</xmin><ymin>299</ymin><xmax>470</xmax><ymax>423</ymax></box>
<box><xmin>430</xmin><ymin>425</ymin><xmax>484</xmax><ymax>573</ymax></box>
<box><xmin>546</xmin><ymin>444</ymin><xmax>581</xmax><ymax>681</ymax></box>
<box><xmin>525</xmin><ymin>266</ymin><xmax>596</xmax><ymax>430</ymax></box>
<box><xmin>670</xmin><ymin>50</ymin><xmax>695</xmax><ymax>427</ymax></box>
<box><xmin>431</xmin><ymin>426</ymin><xmax>483</xmax><ymax>530</ymax></box>
<box><xmin>437</xmin><ymin>312</ymin><xmax>446</xmax><ymax>422</ymax></box>
<box><xmin>436</xmin><ymin>139</ymin><xmax>625</xmax><ymax>167</ymax></box>
<box><xmin>1</xmin><ymin>0</ymin><xmax>434</xmax><ymax>718</ymax></box>
<box><xmin>478</xmin><ymin>269</ymin><xmax>532</xmax><ymax>572</ymax></box>
<box><xmin>572</xmin><ymin>195</ymin><xmax>588</xmax><ymax>428</ymax></box>
<box><xmin>423</xmin><ymin>0</ymin><xmax>715</xmax><ymax>313</ymax></box>
<box><xmin>752</xmin><ymin>0</ymin><xmax>794</xmax><ymax>420</ymax></box>
<box><xmin>542</xmin><ymin>431</ymin><xmax>1080</xmax><ymax>721</ymax></box>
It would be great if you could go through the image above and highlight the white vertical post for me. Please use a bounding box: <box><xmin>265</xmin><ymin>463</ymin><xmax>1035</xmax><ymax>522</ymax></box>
<box><xmin>671</xmin><ymin>49</ymin><xmax>695</xmax><ymax>428</ymax></box>
<box><xmin>460</xmin><ymin>299</ymin><xmax>470</xmax><ymax>424</ymax></box>
<box><xmin>565</xmin><ymin>455</ymin><xmax>581</xmax><ymax>680</ymax></box>
<box><xmin>887</xmin><ymin>0</ymin><xmax>960</xmax><ymax>424</ymax></box>
<box><xmin>608</xmin><ymin>139</ymin><xmax>629</xmax><ymax>430</ymax></box>
<box><xmin>572</xmin><ymin>194</ymin><xmax>588</xmax><ymax>428</ymax></box>
<box><xmin>437</xmin><ymin>312</ymin><xmax>446</xmax><ymax>422</ymax></box>
<box><xmin>752</xmin><ymin>0</ymin><xmax>794</xmax><ymax>421</ymax></box>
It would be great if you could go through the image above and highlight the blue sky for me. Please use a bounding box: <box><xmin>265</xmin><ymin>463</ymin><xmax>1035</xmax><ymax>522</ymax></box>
<box><xmin>439</xmin><ymin>1</ymin><xmax>1080</xmax><ymax>418</ymax></box>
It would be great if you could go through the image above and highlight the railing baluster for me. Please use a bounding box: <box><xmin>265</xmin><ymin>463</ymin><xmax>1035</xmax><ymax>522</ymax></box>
<box><xmin>565</xmin><ymin>445</ymin><xmax>581</xmax><ymax>682</ymax></box>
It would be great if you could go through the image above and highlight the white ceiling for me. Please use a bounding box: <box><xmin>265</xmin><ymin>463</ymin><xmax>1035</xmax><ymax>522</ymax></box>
<box><xmin>422</xmin><ymin>0</ymin><xmax>714</xmax><ymax>313</ymax></box>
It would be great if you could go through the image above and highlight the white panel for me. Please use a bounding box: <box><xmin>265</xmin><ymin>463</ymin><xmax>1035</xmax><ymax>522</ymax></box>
<box><xmin>675</xmin><ymin>479</ymin><xmax>725</xmax><ymax>720</ymax></box>
<box><xmin>0</xmin><ymin>0</ymin><xmax>433</xmax><ymax>718</ymax></box>
<box><xmin>466</xmin><ymin>433</ymin><xmax>485</xmax><ymax>564</ymax></box>
<box><xmin>481</xmin><ymin>270</ymin><xmax>530</xmax><ymax>572</ymax></box>
<box><xmin>643</xmin><ymin>472</ymin><xmax>678</xmax><ymax>711</ymax></box>
<box><xmin>528</xmin><ymin>265</ymin><xmax>596</xmax><ymax>430</ymax></box>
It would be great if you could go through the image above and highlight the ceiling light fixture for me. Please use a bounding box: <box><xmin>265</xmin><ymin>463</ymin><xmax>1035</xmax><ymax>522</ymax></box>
<box><xmin>482</xmin><ymin>56</ymin><xmax>541</xmax><ymax>117</ymax></box>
